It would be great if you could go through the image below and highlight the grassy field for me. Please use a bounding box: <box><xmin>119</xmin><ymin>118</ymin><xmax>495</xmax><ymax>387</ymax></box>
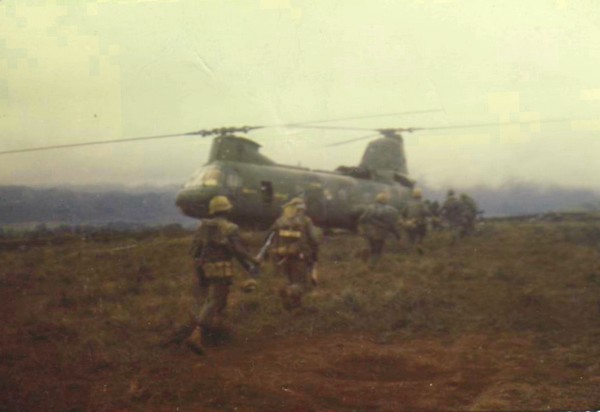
<box><xmin>1</xmin><ymin>220</ymin><xmax>599</xmax><ymax>411</ymax></box>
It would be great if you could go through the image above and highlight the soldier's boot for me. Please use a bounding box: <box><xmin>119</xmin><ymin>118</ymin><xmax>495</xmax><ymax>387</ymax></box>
<box><xmin>160</xmin><ymin>320</ymin><xmax>195</xmax><ymax>348</ymax></box>
<box><xmin>184</xmin><ymin>326</ymin><xmax>205</xmax><ymax>355</ymax></box>
<box><xmin>204</xmin><ymin>318</ymin><xmax>234</xmax><ymax>346</ymax></box>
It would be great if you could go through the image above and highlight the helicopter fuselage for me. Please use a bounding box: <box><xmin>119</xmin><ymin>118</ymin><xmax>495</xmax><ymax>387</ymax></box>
<box><xmin>176</xmin><ymin>160</ymin><xmax>411</xmax><ymax>230</ymax></box>
<box><xmin>175</xmin><ymin>134</ymin><xmax>413</xmax><ymax>229</ymax></box>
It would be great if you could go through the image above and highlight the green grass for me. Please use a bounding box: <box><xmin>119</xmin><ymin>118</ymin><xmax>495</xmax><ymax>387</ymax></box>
<box><xmin>1</xmin><ymin>221</ymin><xmax>599</xmax><ymax>410</ymax></box>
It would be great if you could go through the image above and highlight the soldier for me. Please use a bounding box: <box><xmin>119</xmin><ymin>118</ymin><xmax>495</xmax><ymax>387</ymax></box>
<box><xmin>400</xmin><ymin>187</ymin><xmax>429</xmax><ymax>252</ymax></box>
<box><xmin>264</xmin><ymin>197</ymin><xmax>319</xmax><ymax>312</ymax></box>
<box><xmin>427</xmin><ymin>200</ymin><xmax>443</xmax><ymax>231</ymax></box>
<box><xmin>186</xmin><ymin>195</ymin><xmax>259</xmax><ymax>355</ymax></box>
<box><xmin>440</xmin><ymin>189</ymin><xmax>463</xmax><ymax>237</ymax></box>
<box><xmin>358</xmin><ymin>192</ymin><xmax>400</xmax><ymax>269</ymax></box>
<box><xmin>459</xmin><ymin>193</ymin><xmax>478</xmax><ymax>236</ymax></box>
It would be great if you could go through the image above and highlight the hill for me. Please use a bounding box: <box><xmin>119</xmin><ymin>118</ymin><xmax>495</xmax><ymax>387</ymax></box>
<box><xmin>0</xmin><ymin>185</ymin><xmax>194</xmax><ymax>227</ymax></box>
<box><xmin>0</xmin><ymin>183</ymin><xmax>599</xmax><ymax>228</ymax></box>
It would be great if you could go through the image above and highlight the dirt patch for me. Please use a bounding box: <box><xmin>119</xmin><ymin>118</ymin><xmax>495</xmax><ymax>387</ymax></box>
<box><xmin>184</xmin><ymin>334</ymin><xmax>502</xmax><ymax>411</ymax></box>
<box><xmin>320</xmin><ymin>353</ymin><xmax>445</xmax><ymax>382</ymax></box>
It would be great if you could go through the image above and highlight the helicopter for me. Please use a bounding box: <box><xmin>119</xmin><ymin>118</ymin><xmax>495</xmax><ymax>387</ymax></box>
<box><xmin>174</xmin><ymin>127</ymin><xmax>415</xmax><ymax>230</ymax></box>
<box><xmin>172</xmin><ymin>116</ymin><xmax>576</xmax><ymax>230</ymax></box>
<box><xmin>0</xmin><ymin>113</ymin><xmax>577</xmax><ymax>230</ymax></box>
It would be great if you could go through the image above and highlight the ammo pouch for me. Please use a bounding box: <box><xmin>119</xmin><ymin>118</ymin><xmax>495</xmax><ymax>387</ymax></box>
<box><xmin>275</xmin><ymin>244</ymin><xmax>301</xmax><ymax>256</ymax></box>
<box><xmin>403</xmin><ymin>219</ymin><xmax>417</xmax><ymax>229</ymax></box>
<box><xmin>275</xmin><ymin>229</ymin><xmax>303</xmax><ymax>256</ymax></box>
<box><xmin>279</xmin><ymin>229</ymin><xmax>302</xmax><ymax>239</ymax></box>
<box><xmin>202</xmin><ymin>261</ymin><xmax>233</xmax><ymax>279</ymax></box>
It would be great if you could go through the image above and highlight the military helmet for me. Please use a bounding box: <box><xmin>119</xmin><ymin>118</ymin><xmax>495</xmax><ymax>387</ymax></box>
<box><xmin>412</xmin><ymin>187</ymin><xmax>423</xmax><ymax>199</ymax></box>
<box><xmin>209</xmin><ymin>195</ymin><xmax>232</xmax><ymax>215</ymax></box>
<box><xmin>284</xmin><ymin>197</ymin><xmax>306</xmax><ymax>209</ymax></box>
<box><xmin>375</xmin><ymin>191</ymin><xmax>391</xmax><ymax>204</ymax></box>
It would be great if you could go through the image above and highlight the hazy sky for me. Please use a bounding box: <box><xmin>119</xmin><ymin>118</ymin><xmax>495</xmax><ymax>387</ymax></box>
<box><xmin>1</xmin><ymin>0</ymin><xmax>600</xmax><ymax>190</ymax></box>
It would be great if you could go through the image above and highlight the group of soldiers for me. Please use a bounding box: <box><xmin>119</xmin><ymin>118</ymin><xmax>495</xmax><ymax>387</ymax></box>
<box><xmin>182</xmin><ymin>188</ymin><xmax>478</xmax><ymax>355</ymax></box>
<box><xmin>358</xmin><ymin>188</ymin><xmax>479</xmax><ymax>268</ymax></box>
<box><xmin>184</xmin><ymin>195</ymin><xmax>319</xmax><ymax>355</ymax></box>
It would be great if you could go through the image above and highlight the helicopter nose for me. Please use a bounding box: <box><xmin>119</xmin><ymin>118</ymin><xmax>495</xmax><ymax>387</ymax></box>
<box><xmin>175</xmin><ymin>186</ymin><xmax>219</xmax><ymax>218</ymax></box>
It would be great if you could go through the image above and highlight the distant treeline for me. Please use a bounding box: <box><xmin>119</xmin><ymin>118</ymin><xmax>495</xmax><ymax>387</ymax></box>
<box><xmin>0</xmin><ymin>185</ymin><xmax>194</xmax><ymax>227</ymax></box>
<box><xmin>0</xmin><ymin>184</ymin><xmax>599</xmax><ymax>227</ymax></box>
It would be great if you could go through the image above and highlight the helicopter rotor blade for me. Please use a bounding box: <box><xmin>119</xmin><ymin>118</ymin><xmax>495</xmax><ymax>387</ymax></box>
<box><xmin>285</xmin><ymin>124</ymin><xmax>375</xmax><ymax>132</ymax></box>
<box><xmin>0</xmin><ymin>110</ymin><xmax>437</xmax><ymax>155</ymax></box>
<box><xmin>277</xmin><ymin>108</ymin><xmax>442</xmax><ymax>127</ymax></box>
<box><xmin>323</xmin><ymin>133</ymin><xmax>381</xmax><ymax>148</ymax></box>
<box><xmin>0</xmin><ymin>123</ymin><xmax>379</xmax><ymax>156</ymax></box>
<box><xmin>0</xmin><ymin>132</ymin><xmax>194</xmax><ymax>155</ymax></box>
<box><xmin>0</xmin><ymin>126</ymin><xmax>264</xmax><ymax>156</ymax></box>
<box><xmin>413</xmin><ymin>117</ymin><xmax>578</xmax><ymax>132</ymax></box>
<box><xmin>310</xmin><ymin>117</ymin><xmax>587</xmax><ymax>148</ymax></box>
<box><xmin>0</xmin><ymin>114</ymin><xmax>584</xmax><ymax>155</ymax></box>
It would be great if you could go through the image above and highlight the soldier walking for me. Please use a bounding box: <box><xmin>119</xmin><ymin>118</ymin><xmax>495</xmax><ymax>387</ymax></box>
<box><xmin>400</xmin><ymin>187</ymin><xmax>429</xmax><ymax>253</ymax></box>
<box><xmin>264</xmin><ymin>198</ymin><xmax>319</xmax><ymax>312</ymax></box>
<box><xmin>427</xmin><ymin>200</ymin><xmax>443</xmax><ymax>231</ymax></box>
<box><xmin>440</xmin><ymin>189</ymin><xmax>464</xmax><ymax>240</ymax></box>
<box><xmin>358</xmin><ymin>192</ymin><xmax>400</xmax><ymax>269</ymax></box>
<box><xmin>459</xmin><ymin>193</ymin><xmax>478</xmax><ymax>236</ymax></box>
<box><xmin>186</xmin><ymin>195</ymin><xmax>259</xmax><ymax>355</ymax></box>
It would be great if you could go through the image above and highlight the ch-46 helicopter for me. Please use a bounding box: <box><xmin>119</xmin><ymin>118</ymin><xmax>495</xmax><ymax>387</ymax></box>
<box><xmin>174</xmin><ymin>126</ymin><xmax>414</xmax><ymax>229</ymax></box>
<box><xmin>173</xmin><ymin>115</ymin><xmax>577</xmax><ymax>229</ymax></box>
<box><xmin>0</xmin><ymin>112</ymin><xmax>576</xmax><ymax>230</ymax></box>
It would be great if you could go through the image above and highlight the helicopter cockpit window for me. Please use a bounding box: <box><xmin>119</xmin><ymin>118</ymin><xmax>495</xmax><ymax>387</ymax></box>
<box><xmin>184</xmin><ymin>166</ymin><xmax>223</xmax><ymax>188</ymax></box>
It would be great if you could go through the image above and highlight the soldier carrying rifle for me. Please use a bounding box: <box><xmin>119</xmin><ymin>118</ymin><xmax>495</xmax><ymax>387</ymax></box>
<box><xmin>400</xmin><ymin>187</ymin><xmax>429</xmax><ymax>253</ymax></box>
<box><xmin>261</xmin><ymin>197</ymin><xmax>319</xmax><ymax>312</ymax></box>
<box><xmin>185</xmin><ymin>195</ymin><xmax>260</xmax><ymax>355</ymax></box>
<box><xmin>358</xmin><ymin>192</ymin><xmax>400</xmax><ymax>269</ymax></box>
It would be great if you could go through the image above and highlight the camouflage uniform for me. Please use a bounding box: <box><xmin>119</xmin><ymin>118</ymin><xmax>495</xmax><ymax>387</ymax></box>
<box><xmin>267</xmin><ymin>199</ymin><xmax>319</xmax><ymax>311</ymax></box>
<box><xmin>186</xmin><ymin>196</ymin><xmax>258</xmax><ymax>354</ymax></box>
<box><xmin>459</xmin><ymin>193</ymin><xmax>478</xmax><ymax>236</ymax></box>
<box><xmin>401</xmin><ymin>189</ymin><xmax>429</xmax><ymax>247</ymax></box>
<box><xmin>427</xmin><ymin>200</ymin><xmax>443</xmax><ymax>231</ymax></box>
<box><xmin>440</xmin><ymin>191</ymin><xmax>463</xmax><ymax>237</ymax></box>
<box><xmin>358</xmin><ymin>193</ymin><xmax>400</xmax><ymax>268</ymax></box>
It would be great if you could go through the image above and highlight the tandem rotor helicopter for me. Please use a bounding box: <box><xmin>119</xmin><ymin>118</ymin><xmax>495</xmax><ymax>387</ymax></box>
<box><xmin>175</xmin><ymin>125</ymin><xmax>415</xmax><ymax>230</ymax></box>
<box><xmin>0</xmin><ymin>111</ymin><xmax>574</xmax><ymax>230</ymax></box>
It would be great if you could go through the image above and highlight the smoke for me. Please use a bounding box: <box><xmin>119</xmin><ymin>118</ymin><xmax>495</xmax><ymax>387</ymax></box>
<box><xmin>421</xmin><ymin>181</ymin><xmax>600</xmax><ymax>217</ymax></box>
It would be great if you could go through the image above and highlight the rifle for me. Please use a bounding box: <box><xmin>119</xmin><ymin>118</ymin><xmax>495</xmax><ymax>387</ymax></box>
<box><xmin>247</xmin><ymin>261</ymin><xmax>261</xmax><ymax>279</ymax></box>
<box><xmin>255</xmin><ymin>231</ymin><xmax>275</xmax><ymax>262</ymax></box>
